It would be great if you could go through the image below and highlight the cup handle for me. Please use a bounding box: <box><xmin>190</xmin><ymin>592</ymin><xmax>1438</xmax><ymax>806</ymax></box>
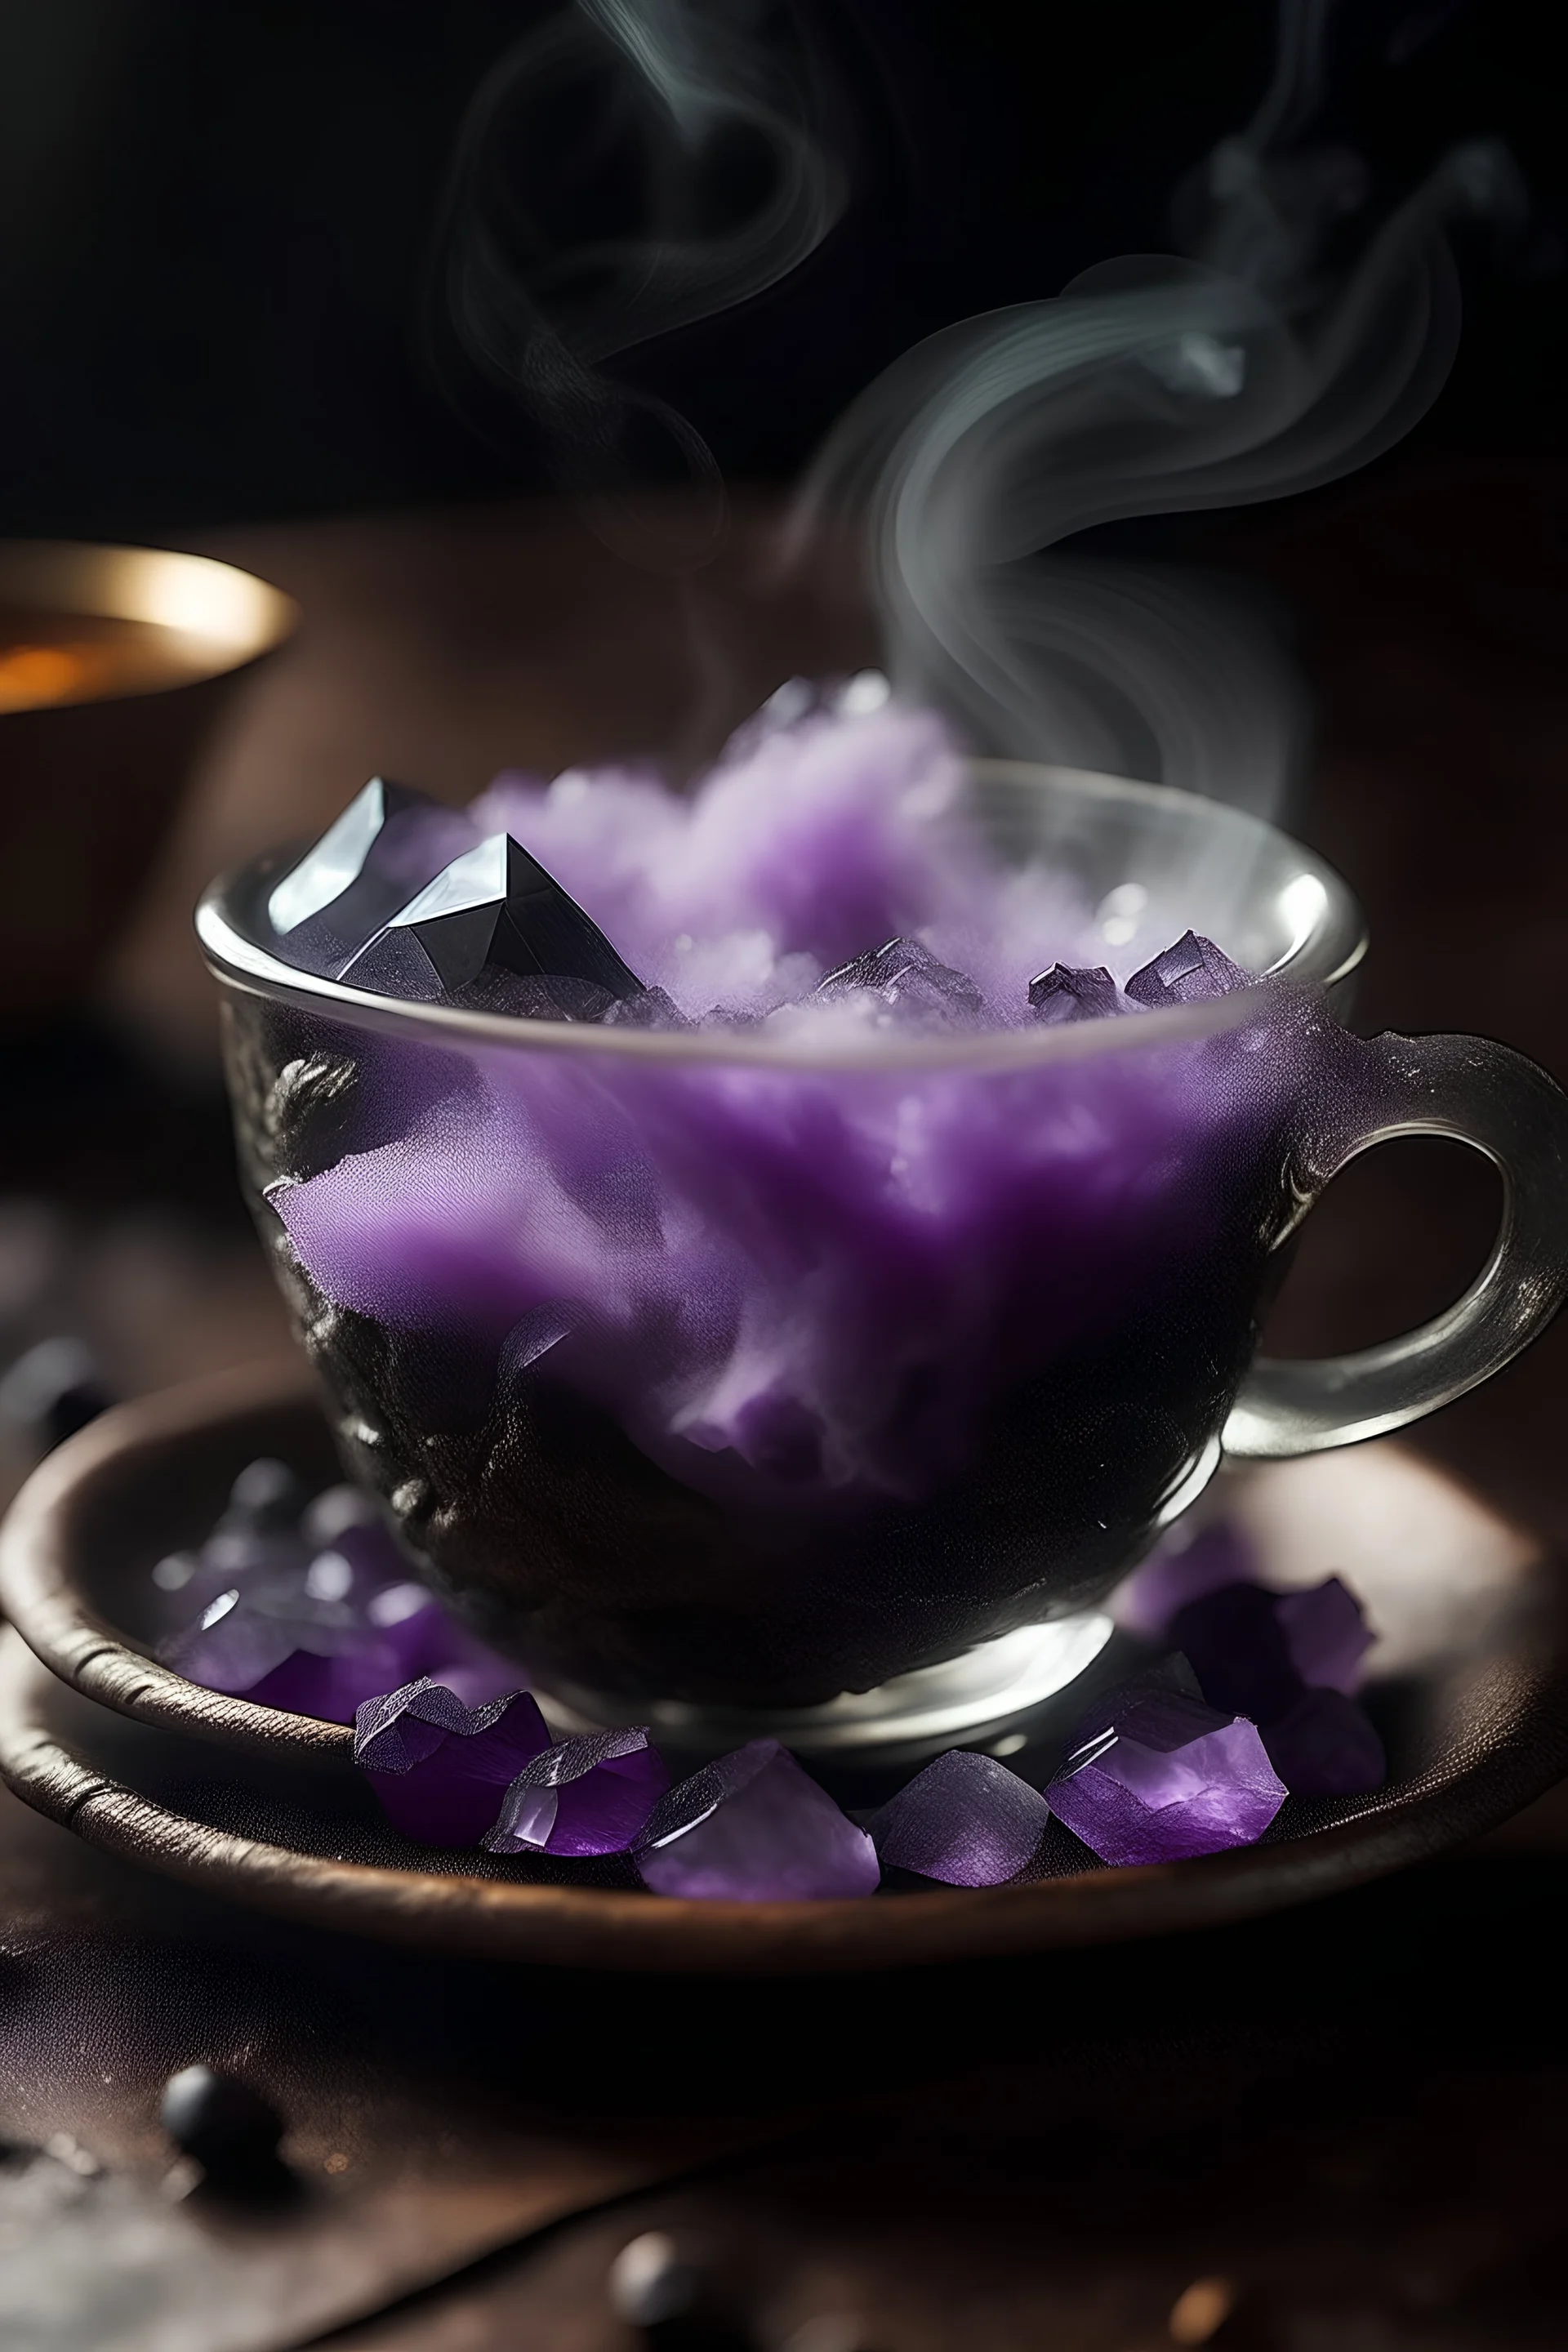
<box><xmin>1223</xmin><ymin>1031</ymin><xmax>1568</xmax><ymax>1459</ymax></box>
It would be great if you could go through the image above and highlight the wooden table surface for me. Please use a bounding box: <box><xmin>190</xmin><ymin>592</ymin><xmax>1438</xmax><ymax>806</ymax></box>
<box><xmin>6</xmin><ymin>457</ymin><xmax>1568</xmax><ymax>2347</ymax></box>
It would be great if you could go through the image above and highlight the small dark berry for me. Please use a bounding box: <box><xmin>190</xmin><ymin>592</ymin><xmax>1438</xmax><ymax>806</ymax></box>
<box><xmin>159</xmin><ymin>2066</ymin><xmax>283</xmax><ymax>2180</ymax></box>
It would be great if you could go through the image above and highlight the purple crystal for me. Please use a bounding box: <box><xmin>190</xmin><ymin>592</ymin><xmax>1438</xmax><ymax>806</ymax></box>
<box><xmin>868</xmin><ymin>1749</ymin><xmax>1049</xmax><ymax>1886</ymax></box>
<box><xmin>483</xmin><ymin>1726</ymin><xmax>670</xmax><ymax>1857</ymax></box>
<box><xmin>1046</xmin><ymin>1664</ymin><xmax>1287</xmax><ymax>1865</ymax></box>
<box><xmin>1263</xmin><ymin>1688</ymin><xmax>1387</xmax><ymax>1797</ymax></box>
<box><xmin>1275</xmin><ymin>1579</ymin><xmax>1374</xmax><ymax>1695</ymax></box>
<box><xmin>158</xmin><ymin>1472</ymin><xmax>519</xmax><ymax>1723</ymax></box>
<box><xmin>338</xmin><ymin>832</ymin><xmax>642</xmax><ymax>1009</ymax></box>
<box><xmin>635</xmin><ymin>1739</ymin><xmax>880</xmax><ymax>1900</ymax></box>
<box><xmin>1169</xmin><ymin>1575</ymin><xmax>1374</xmax><ymax>1718</ymax></box>
<box><xmin>1168</xmin><ymin>1582</ymin><xmax>1307</xmax><ymax>1722</ymax></box>
<box><xmin>816</xmin><ymin>936</ymin><xmax>985</xmax><ymax>1027</ymax></box>
<box><xmin>355</xmin><ymin>1677</ymin><xmax>551</xmax><ymax>1845</ymax></box>
<box><xmin>267</xmin><ymin>779</ymin><xmax>480</xmax><ymax>978</ymax></box>
<box><xmin>1125</xmin><ymin>930</ymin><xmax>1248</xmax><ymax>1008</ymax></box>
<box><xmin>1027</xmin><ymin>963</ymin><xmax>1128</xmax><ymax>1023</ymax></box>
<box><xmin>1113</xmin><ymin>1521</ymin><xmax>1259</xmax><ymax>1637</ymax></box>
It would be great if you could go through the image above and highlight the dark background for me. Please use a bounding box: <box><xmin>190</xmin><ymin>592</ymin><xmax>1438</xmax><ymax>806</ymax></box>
<box><xmin>2</xmin><ymin>0</ymin><xmax>1563</xmax><ymax>542</ymax></box>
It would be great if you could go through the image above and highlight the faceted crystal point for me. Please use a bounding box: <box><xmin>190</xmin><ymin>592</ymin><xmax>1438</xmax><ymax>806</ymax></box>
<box><xmin>635</xmin><ymin>1739</ymin><xmax>880</xmax><ymax>1900</ymax></box>
<box><xmin>1125</xmin><ymin>929</ymin><xmax>1248</xmax><ymax>1008</ymax></box>
<box><xmin>1170</xmin><ymin>1574</ymin><xmax>1374</xmax><ymax>1719</ymax></box>
<box><xmin>869</xmin><ymin>1749</ymin><xmax>1049</xmax><ymax>1886</ymax></box>
<box><xmin>1027</xmin><ymin>963</ymin><xmax>1126</xmax><ymax>1024</ymax></box>
<box><xmin>1263</xmin><ymin>1688</ymin><xmax>1387</xmax><ymax>1797</ymax></box>
<box><xmin>340</xmin><ymin>832</ymin><xmax>643</xmax><ymax>1008</ymax></box>
<box><xmin>1047</xmin><ymin>1662</ymin><xmax>1287</xmax><ymax>1866</ymax></box>
<box><xmin>355</xmin><ymin>1676</ymin><xmax>551</xmax><ymax>1845</ymax></box>
<box><xmin>816</xmin><ymin>936</ymin><xmax>985</xmax><ymax>1027</ymax></box>
<box><xmin>483</xmin><ymin>1726</ymin><xmax>670</xmax><ymax>1857</ymax></box>
<box><xmin>266</xmin><ymin>778</ymin><xmax>479</xmax><ymax>978</ymax></box>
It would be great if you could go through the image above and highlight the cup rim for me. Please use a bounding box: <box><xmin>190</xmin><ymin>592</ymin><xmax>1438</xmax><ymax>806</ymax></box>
<box><xmin>196</xmin><ymin>760</ymin><xmax>1366</xmax><ymax>1076</ymax></box>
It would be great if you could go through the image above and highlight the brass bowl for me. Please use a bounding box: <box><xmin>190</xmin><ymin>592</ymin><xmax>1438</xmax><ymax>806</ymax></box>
<box><xmin>0</xmin><ymin>540</ymin><xmax>297</xmax><ymax>1027</ymax></box>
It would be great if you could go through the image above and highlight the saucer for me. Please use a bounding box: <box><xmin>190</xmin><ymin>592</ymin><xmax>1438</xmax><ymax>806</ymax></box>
<box><xmin>2</xmin><ymin>1363</ymin><xmax>1565</xmax><ymax>1974</ymax></box>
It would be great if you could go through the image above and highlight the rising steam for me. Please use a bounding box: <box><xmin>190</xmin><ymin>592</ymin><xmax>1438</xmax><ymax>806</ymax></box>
<box><xmin>789</xmin><ymin>2</ymin><xmax>1523</xmax><ymax>814</ymax></box>
<box><xmin>434</xmin><ymin>0</ymin><xmax>844</xmax><ymax>568</ymax></box>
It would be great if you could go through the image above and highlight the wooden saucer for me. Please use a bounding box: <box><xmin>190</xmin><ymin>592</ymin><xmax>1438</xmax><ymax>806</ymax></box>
<box><xmin>2</xmin><ymin>1363</ymin><xmax>1565</xmax><ymax>1974</ymax></box>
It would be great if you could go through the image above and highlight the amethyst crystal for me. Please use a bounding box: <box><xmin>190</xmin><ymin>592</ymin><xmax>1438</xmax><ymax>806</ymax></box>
<box><xmin>355</xmin><ymin>1676</ymin><xmax>551</xmax><ymax>1844</ymax></box>
<box><xmin>1113</xmin><ymin>1521</ymin><xmax>1259</xmax><ymax>1638</ymax></box>
<box><xmin>1275</xmin><ymin>1579</ymin><xmax>1374</xmax><ymax>1695</ymax></box>
<box><xmin>1047</xmin><ymin>1662</ymin><xmax>1287</xmax><ymax>1865</ymax></box>
<box><xmin>635</xmin><ymin>1739</ymin><xmax>880</xmax><ymax>1900</ymax></box>
<box><xmin>1169</xmin><ymin>1575</ymin><xmax>1374</xmax><ymax>1717</ymax></box>
<box><xmin>482</xmin><ymin>1726</ymin><xmax>670</xmax><ymax>1857</ymax></box>
<box><xmin>816</xmin><ymin>935</ymin><xmax>986</xmax><ymax>1027</ymax></box>
<box><xmin>868</xmin><ymin>1749</ymin><xmax>1049</xmax><ymax>1886</ymax></box>
<box><xmin>338</xmin><ymin>832</ymin><xmax>642</xmax><ymax>1009</ymax></box>
<box><xmin>1027</xmin><ymin>963</ymin><xmax>1127</xmax><ymax>1023</ymax></box>
<box><xmin>1125</xmin><ymin>929</ymin><xmax>1248</xmax><ymax>1008</ymax></box>
<box><xmin>158</xmin><ymin>1466</ymin><xmax>518</xmax><ymax>1722</ymax></box>
<box><xmin>1262</xmin><ymin>1687</ymin><xmax>1387</xmax><ymax>1797</ymax></box>
<box><xmin>267</xmin><ymin>778</ymin><xmax>479</xmax><ymax>978</ymax></box>
<box><xmin>1126</xmin><ymin>1546</ymin><xmax>1383</xmax><ymax>1801</ymax></box>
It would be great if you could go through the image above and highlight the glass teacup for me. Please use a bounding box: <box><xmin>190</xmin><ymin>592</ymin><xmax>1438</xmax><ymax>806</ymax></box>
<box><xmin>199</xmin><ymin>765</ymin><xmax>1568</xmax><ymax>1750</ymax></box>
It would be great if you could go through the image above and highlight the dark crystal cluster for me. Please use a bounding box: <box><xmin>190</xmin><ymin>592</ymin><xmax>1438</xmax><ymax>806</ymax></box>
<box><xmin>163</xmin><ymin>1470</ymin><xmax>1384</xmax><ymax>1893</ymax></box>
<box><xmin>155</xmin><ymin>1457</ymin><xmax>517</xmax><ymax>1721</ymax></box>
<box><xmin>263</xmin><ymin>773</ymin><xmax>1249</xmax><ymax>1039</ymax></box>
<box><xmin>267</xmin><ymin>778</ymin><xmax>646</xmax><ymax>1020</ymax></box>
<box><xmin>1121</xmin><ymin>1520</ymin><xmax>1388</xmax><ymax>1801</ymax></box>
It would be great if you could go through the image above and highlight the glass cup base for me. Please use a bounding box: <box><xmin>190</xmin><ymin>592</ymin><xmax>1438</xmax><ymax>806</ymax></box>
<box><xmin>532</xmin><ymin>1609</ymin><xmax>1119</xmax><ymax>1773</ymax></box>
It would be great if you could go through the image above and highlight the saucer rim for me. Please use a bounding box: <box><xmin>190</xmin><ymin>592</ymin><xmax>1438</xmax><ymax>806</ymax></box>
<box><xmin>4</xmin><ymin>1365</ymin><xmax>1568</xmax><ymax>1973</ymax></box>
<box><xmin>7</xmin><ymin>1624</ymin><xmax>1565</xmax><ymax>1975</ymax></box>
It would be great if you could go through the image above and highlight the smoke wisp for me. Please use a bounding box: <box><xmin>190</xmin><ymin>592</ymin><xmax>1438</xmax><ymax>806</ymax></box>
<box><xmin>788</xmin><ymin>1</ymin><xmax>1523</xmax><ymax>815</ymax></box>
<box><xmin>434</xmin><ymin>0</ymin><xmax>845</xmax><ymax>571</ymax></box>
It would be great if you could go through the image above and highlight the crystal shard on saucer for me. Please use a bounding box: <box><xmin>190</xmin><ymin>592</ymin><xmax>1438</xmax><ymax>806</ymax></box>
<box><xmin>1113</xmin><ymin>1520</ymin><xmax>1259</xmax><ymax>1639</ymax></box>
<box><xmin>1046</xmin><ymin>1663</ymin><xmax>1287</xmax><ymax>1866</ymax></box>
<box><xmin>1262</xmin><ymin>1688</ymin><xmax>1387</xmax><ymax>1797</ymax></box>
<box><xmin>869</xmin><ymin>1749</ymin><xmax>1049</xmax><ymax>1886</ymax></box>
<box><xmin>157</xmin><ymin>1465</ymin><xmax>517</xmax><ymax>1722</ymax></box>
<box><xmin>483</xmin><ymin>1727</ymin><xmax>670</xmax><ymax>1857</ymax></box>
<box><xmin>1125</xmin><ymin>930</ymin><xmax>1248</xmax><ymax>1008</ymax></box>
<box><xmin>339</xmin><ymin>831</ymin><xmax>643</xmax><ymax>1009</ymax></box>
<box><xmin>266</xmin><ymin>778</ymin><xmax>479</xmax><ymax>978</ymax></box>
<box><xmin>1027</xmin><ymin>963</ymin><xmax>1126</xmax><ymax>1024</ymax></box>
<box><xmin>635</xmin><ymin>1739</ymin><xmax>880</xmax><ymax>1900</ymax></box>
<box><xmin>354</xmin><ymin>1676</ymin><xmax>550</xmax><ymax>1844</ymax></box>
<box><xmin>816</xmin><ymin>936</ymin><xmax>985</xmax><ymax>1027</ymax></box>
<box><xmin>1275</xmin><ymin>1579</ymin><xmax>1374</xmax><ymax>1695</ymax></box>
<box><xmin>1169</xmin><ymin>1575</ymin><xmax>1374</xmax><ymax>1717</ymax></box>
